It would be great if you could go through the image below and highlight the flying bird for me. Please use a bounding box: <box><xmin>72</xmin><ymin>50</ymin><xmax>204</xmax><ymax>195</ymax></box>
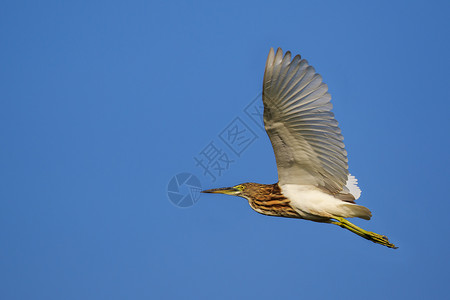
<box><xmin>202</xmin><ymin>48</ymin><xmax>396</xmax><ymax>249</ymax></box>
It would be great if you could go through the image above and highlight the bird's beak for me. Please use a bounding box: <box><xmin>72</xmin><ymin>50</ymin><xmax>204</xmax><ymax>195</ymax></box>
<box><xmin>201</xmin><ymin>187</ymin><xmax>238</xmax><ymax>195</ymax></box>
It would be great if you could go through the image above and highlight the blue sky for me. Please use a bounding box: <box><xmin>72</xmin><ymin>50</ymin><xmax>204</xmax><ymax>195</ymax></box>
<box><xmin>1</xmin><ymin>0</ymin><xmax>450</xmax><ymax>299</ymax></box>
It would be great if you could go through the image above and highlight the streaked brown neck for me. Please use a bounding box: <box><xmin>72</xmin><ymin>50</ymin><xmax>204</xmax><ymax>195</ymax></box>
<box><xmin>245</xmin><ymin>183</ymin><xmax>301</xmax><ymax>219</ymax></box>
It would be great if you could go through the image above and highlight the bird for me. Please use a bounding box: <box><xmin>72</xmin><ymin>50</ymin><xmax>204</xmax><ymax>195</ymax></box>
<box><xmin>202</xmin><ymin>48</ymin><xmax>397</xmax><ymax>249</ymax></box>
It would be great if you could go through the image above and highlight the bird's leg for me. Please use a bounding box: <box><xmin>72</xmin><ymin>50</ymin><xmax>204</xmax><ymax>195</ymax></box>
<box><xmin>331</xmin><ymin>217</ymin><xmax>398</xmax><ymax>249</ymax></box>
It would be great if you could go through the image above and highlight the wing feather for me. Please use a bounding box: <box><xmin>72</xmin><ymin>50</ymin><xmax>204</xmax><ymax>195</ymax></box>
<box><xmin>263</xmin><ymin>48</ymin><xmax>349</xmax><ymax>194</ymax></box>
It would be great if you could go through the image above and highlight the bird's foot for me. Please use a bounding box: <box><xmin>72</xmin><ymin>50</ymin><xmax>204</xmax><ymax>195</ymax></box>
<box><xmin>332</xmin><ymin>217</ymin><xmax>398</xmax><ymax>249</ymax></box>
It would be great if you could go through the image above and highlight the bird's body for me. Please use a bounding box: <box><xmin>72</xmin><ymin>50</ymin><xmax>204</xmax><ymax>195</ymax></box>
<box><xmin>281</xmin><ymin>184</ymin><xmax>370</xmax><ymax>221</ymax></box>
<box><xmin>202</xmin><ymin>48</ymin><xmax>397</xmax><ymax>248</ymax></box>
<box><xmin>232</xmin><ymin>182</ymin><xmax>369</xmax><ymax>222</ymax></box>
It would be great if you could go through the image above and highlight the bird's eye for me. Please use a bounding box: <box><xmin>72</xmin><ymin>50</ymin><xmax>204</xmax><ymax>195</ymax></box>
<box><xmin>235</xmin><ymin>185</ymin><xmax>244</xmax><ymax>191</ymax></box>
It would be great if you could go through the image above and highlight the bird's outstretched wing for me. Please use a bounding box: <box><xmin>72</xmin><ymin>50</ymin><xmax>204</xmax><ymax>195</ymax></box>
<box><xmin>263</xmin><ymin>48</ymin><xmax>349</xmax><ymax>195</ymax></box>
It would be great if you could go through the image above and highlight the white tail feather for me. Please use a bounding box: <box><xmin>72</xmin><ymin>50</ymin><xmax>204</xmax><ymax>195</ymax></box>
<box><xmin>340</xmin><ymin>203</ymin><xmax>371</xmax><ymax>220</ymax></box>
<box><xmin>346</xmin><ymin>174</ymin><xmax>361</xmax><ymax>200</ymax></box>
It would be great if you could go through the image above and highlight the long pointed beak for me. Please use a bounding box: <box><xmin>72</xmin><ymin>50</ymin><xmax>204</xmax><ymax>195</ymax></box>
<box><xmin>201</xmin><ymin>187</ymin><xmax>238</xmax><ymax>195</ymax></box>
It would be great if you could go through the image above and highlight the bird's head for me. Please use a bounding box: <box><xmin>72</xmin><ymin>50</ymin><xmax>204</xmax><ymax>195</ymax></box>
<box><xmin>202</xmin><ymin>182</ymin><xmax>259</xmax><ymax>199</ymax></box>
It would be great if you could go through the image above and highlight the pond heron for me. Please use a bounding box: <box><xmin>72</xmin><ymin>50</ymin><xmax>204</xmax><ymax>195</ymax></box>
<box><xmin>202</xmin><ymin>48</ymin><xmax>397</xmax><ymax>249</ymax></box>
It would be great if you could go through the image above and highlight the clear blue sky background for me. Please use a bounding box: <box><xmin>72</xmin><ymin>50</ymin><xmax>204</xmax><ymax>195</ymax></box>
<box><xmin>1</xmin><ymin>1</ymin><xmax>450</xmax><ymax>299</ymax></box>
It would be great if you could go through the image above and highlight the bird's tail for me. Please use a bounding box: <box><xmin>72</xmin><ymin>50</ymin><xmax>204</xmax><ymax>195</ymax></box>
<box><xmin>332</xmin><ymin>217</ymin><xmax>397</xmax><ymax>249</ymax></box>
<box><xmin>338</xmin><ymin>203</ymin><xmax>372</xmax><ymax>220</ymax></box>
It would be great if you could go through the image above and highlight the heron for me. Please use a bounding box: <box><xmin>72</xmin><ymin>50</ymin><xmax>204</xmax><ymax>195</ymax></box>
<box><xmin>202</xmin><ymin>48</ymin><xmax>397</xmax><ymax>249</ymax></box>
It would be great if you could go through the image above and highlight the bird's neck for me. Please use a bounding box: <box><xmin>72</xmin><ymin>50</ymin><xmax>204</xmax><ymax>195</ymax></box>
<box><xmin>247</xmin><ymin>183</ymin><xmax>284</xmax><ymax>201</ymax></box>
<box><xmin>246</xmin><ymin>183</ymin><xmax>300</xmax><ymax>218</ymax></box>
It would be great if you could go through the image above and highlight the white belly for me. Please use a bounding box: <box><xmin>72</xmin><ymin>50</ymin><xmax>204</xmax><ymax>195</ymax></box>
<box><xmin>280</xmin><ymin>184</ymin><xmax>352</xmax><ymax>221</ymax></box>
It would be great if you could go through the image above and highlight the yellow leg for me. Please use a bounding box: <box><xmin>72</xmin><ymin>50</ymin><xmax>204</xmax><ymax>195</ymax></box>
<box><xmin>331</xmin><ymin>217</ymin><xmax>398</xmax><ymax>249</ymax></box>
